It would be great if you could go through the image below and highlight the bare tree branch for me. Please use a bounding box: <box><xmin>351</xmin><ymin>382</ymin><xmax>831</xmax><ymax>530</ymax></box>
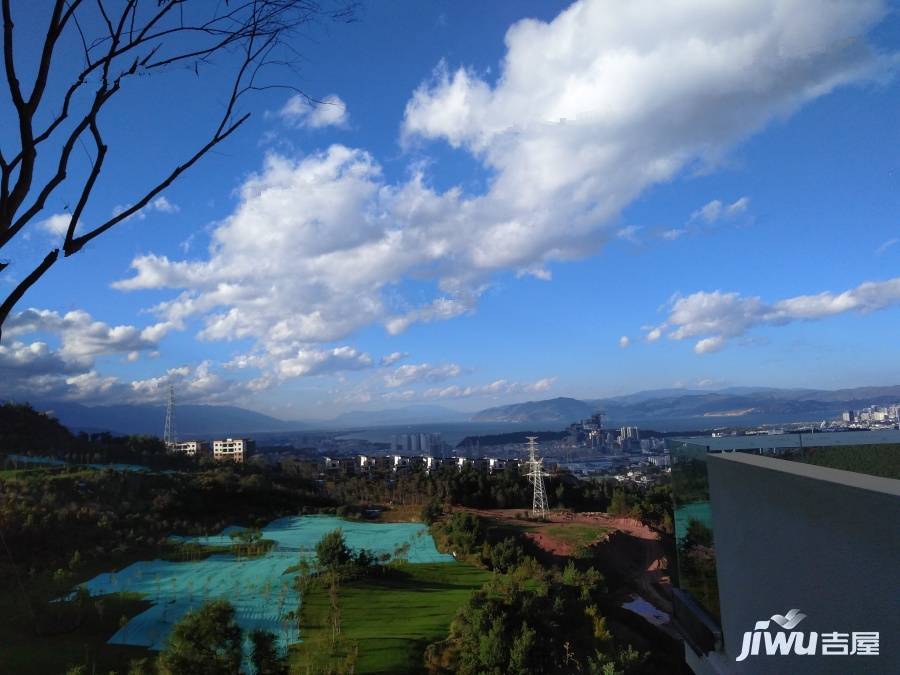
<box><xmin>67</xmin><ymin>112</ymin><xmax>249</xmax><ymax>255</ymax></box>
<box><xmin>0</xmin><ymin>249</ymin><xmax>59</xmax><ymax>333</ymax></box>
<box><xmin>0</xmin><ymin>0</ymin><xmax>357</xmax><ymax>339</ymax></box>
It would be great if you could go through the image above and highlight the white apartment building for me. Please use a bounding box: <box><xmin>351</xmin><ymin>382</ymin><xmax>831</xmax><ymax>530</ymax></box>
<box><xmin>167</xmin><ymin>440</ymin><xmax>207</xmax><ymax>456</ymax></box>
<box><xmin>212</xmin><ymin>438</ymin><xmax>251</xmax><ymax>462</ymax></box>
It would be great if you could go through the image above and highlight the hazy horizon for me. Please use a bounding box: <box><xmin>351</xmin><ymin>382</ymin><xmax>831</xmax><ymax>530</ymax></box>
<box><xmin>3</xmin><ymin>0</ymin><xmax>899</xmax><ymax>420</ymax></box>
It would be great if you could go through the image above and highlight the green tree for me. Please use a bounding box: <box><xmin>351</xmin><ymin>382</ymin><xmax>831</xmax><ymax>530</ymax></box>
<box><xmin>250</xmin><ymin>629</ymin><xmax>288</xmax><ymax>675</ymax></box>
<box><xmin>316</xmin><ymin>528</ymin><xmax>352</xmax><ymax>570</ymax></box>
<box><xmin>444</xmin><ymin>512</ymin><xmax>485</xmax><ymax>555</ymax></box>
<box><xmin>158</xmin><ymin>600</ymin><xmax>242</xmax><ymax>675</ymax></box>
<box><xmin>508</xmin><ymin>622</ymin><xmax>537</xmax><ymax>674</ymax></box>
<box><xmin>608</xmin><ymin>489</ymin><xmax>630</xmax><ymax>517</ymax></box>
<box><xmin>421</xmin><ymin>501</ymin><xmax>443</xmax><ymax>525</ymax></box>
<box><xmin>684</xmin><ymin>518</ymin><xmax>713</xmax><ymax>548</ymax></box>
<box><xmin>487</xmin><ymin>537</ymin><xmax>525</xmax><ymax>573</ymax></box>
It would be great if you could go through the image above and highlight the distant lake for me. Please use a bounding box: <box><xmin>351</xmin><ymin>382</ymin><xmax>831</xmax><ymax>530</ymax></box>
<box><xmin>335</xmin><ymin>422</ymin><xmax>548</xmax><ymax>446</ymax></box>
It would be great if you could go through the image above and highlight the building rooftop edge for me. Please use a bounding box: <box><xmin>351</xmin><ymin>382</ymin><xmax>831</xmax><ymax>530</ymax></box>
<box><xmin>707</xmin><ymin>452</ymin><xmax>900</xmax><ymax>497</ymax></box>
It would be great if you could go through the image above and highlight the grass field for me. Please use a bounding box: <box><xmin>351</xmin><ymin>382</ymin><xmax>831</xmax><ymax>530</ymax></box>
<box><xmin>290</xmin><ymin>562</ymin><xmax>491</xmax><ymax>674</ymax></box>
<box><xmin>543</xmin><ymin>523</ymin><xmax>609</xmax><ymax>548</ymax></box>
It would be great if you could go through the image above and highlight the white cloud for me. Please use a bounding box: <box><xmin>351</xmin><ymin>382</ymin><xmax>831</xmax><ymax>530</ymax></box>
<box><xmin>875</xmin><ymin>237</ymin><xmax>898</xmax><ymax>255</ymax></box>
<box><xmin>37</xmin><ymin>213</ymin><xmax>79</xmax><ymax>237</ymax></box>
<box><xmin>657</xmin><ymin>196</ymin><xmax>752</xmax><ymax>241</ymax></box>
<box><xmin>112</xmin><ymin>195</ymin><xmax>180</xmax><ymax>222</ymax></box>
<box><xmin>379</xmin><ymin>351</ymin><xmax>408</xmax><ymax>367</ymax></box>
<box><xmin>382</xmin><ymin>389</ymin><xmax>416</xmax><ymax>401</ymax></box>
<box><xmin>150</xmin><ymin>196</ymin><xmax>179</xmax><ymax>214</ymax></box>
<box><xmin>618</xmin><ymin>335</ymin><xmax>630</xmax><ymax>349</ymax></box>
<box><xmin>423</xmin><ymin>377</ymin><xmax>554</xmax><ymax>399</ymax></box>
<box><xmin>5</xmin><ymin>308</ymin><xmax>173</xmax><ymax>364</ymax></box>
<box><xmin>383</xmin><ymin>362</ymin><xmax>462</xmax><ymax>387</ymax></box>
<box><xmin>645</xmin><ymin>326</ymin><xmax>662</xmax><ymax>342</ymax></box>
<box><xmin>276</xmin><ymin>346</ymin><xmax>372</xmax><ymax>378</ymax></box>
<box><xmin>0</xmin><ymin>340</ymin><xmax>79</xmax><ymax>377</ymax></box>
<box><xmin>0</xmin><ymin>308</ymin><xmax>255</xmax><ymax>404</ymax></box>
<box><xmin>646</xmin><ymin>276</ymin><xmax>900</xmax><ymax>353</ymax></box>
<box><xmin>689</xmin><ymin>197</ymin><xmax>750</xmax><ymax>225</ymax></box>
<box><xmin>526</xmin><ymin>377</ymin><xmax>556</xmax><ymax>393</ymax></box>
<box><xmin>385</xmin><ymin>296</ymin><xmax>475</xmax><ymax>336</ymax></box>
<box><xmin>112</xmin><ymin>0</ymin><xmax>891</xmax><ymax>376</ymax></box>
<box><xmin>279</xmin><ymin>94</ymin><xmax>349</xmax><ymax>129</ymax></box>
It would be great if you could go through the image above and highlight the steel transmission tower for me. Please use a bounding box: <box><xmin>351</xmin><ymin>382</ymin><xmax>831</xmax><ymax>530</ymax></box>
<box><xmin>525</xmin><ymin>436</ymin><xmax>548</xmax><ymax>518</ymax></box>
<box><xmin>163</xmin><ymin>384</ymin><xmax>176</xmax><ymax>447</ymax></box>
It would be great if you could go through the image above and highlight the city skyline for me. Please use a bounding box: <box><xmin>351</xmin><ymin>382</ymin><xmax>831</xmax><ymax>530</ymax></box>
<box><xmin>2</xmin><ymin>0</ymin><xmax>900</xmax><ymax>418</ymax></box>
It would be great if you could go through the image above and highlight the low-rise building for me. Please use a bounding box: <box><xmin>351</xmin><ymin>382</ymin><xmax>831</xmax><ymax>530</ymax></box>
<box><xmin>358</xmin><ymin>454</ymin><xmax>391</xmax><ymax>472</ymax></box>
<box><xmin>167</xmin><ymin>440</ymin><xmax>209</xmax><ymax>456</ymax></box>
<box><xmin>487</xmin><ymin>457</ymin><xmax>519</xmax><ymax>473</ymax></box>
<box><xmin>212</xmin><ymin>438</ymin><xmax>253</xmax><ymax>462</ymax></box>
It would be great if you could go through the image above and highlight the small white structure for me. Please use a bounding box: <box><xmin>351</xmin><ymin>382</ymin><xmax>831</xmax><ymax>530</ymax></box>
<box><xmin>391</xmin><ymin>455</ymin><xmax>411</xmax><ymax>471</ymax></box>
<box><xmin>487</xmin><ymin>457</ymin><xmax>508</xmax><ymax>473</ymax></box>
<box><xmin>167</xmin><ymin>440</ymin><xmax>207</xmax><ymax>456</ymax></box>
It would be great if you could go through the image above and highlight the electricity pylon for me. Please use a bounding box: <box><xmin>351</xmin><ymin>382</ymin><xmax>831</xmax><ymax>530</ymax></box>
<box><xmin>525</xmin><ymin>436</ymin><xmax>549</xmax><ymax>518</ymax></box>
<box><xmin>164</xmin><ymin>384</ymin><xmax>176</xmax><ymax>447</ymax></box>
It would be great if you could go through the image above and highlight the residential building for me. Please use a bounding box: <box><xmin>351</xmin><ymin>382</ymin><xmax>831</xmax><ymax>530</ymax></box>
<box><xmin>358</xmin><ymin>454</ymin><xmax>391</xmax><ymax>472</ymax></box>
<box><xmin>212</xmin><ymin>438</ymin><xmax>253</xmax><ymax>462</ymax></box>
<box><xmin>167</xmin><ymin>440</ymin><xmax>208</xmax><ymax>456</ymax></box>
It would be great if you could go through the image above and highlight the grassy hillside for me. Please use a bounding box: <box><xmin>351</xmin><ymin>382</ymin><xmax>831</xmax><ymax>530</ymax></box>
<box><xmin>291</xmin><ymin>562</ymin><xmax>490</xmax><ymax>674</ymax></box>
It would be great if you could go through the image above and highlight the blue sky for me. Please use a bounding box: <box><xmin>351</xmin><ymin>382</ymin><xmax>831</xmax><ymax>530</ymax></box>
<box><xmin>2</xmin><ymin>0</ymin><xmax>900</xmax><ymax>419</ymax></box>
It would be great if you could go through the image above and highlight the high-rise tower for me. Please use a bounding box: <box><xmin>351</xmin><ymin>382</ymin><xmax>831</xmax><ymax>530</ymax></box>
<box><xmin>163</xmin><ymin>384</ymin><xmax>176</xmax><ymax>447</ymax></box>
<box><xmin>525</xmin><ymin>436</ymin><xmax>548</xmax><ymax>518</ymax></box>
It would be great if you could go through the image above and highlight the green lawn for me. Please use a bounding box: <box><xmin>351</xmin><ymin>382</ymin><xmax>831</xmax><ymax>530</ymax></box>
<box><xmin>290</xmin><ymin>562</ymin><xmax>491</xmax><ymax>674</ymax></box>
<box><xmin>543</xmin><ymin>523</ymin><xmax>609</xmax><ymax>548</ymax></box>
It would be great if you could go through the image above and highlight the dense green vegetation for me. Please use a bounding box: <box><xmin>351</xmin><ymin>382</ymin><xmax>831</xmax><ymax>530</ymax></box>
<box><xmin>455</xmin><ymin>430</ymin><xmax>567</xmax><ymax>448</ymax></box>
<box><xmin>325</xmin><ymin>462</ymin><xmax>621</xmax><ymax>512</ymax></box>
<box><xmin>1</xmin><ymin>403</ymin><xmax>191</xmax><ymax>470</ymax></box>
<box><xmin>0</xmin><ymin>404</ymin><xmax>682</xmax><ymax>674</ymax></box>
<box><xmin>0</xmin><ymin>587</ymin><xmax>151</xmax><ymax>674</ymax></box>
<box><xmin>794</xmin><ymin>443</ymin><xmax>900</xmax><ymax>479</ymax></box>
<box><xmin>676</xmin><ymin>519</ymin><xmax>719</xmax><ymax>621</ymax></box>
<box><xmin>426</xmin><ymin>567</ymin><xmax>642</xmax><ymax>675</ymax></box>
<box><xmin>158</xmin><ymin>600</ymin><xmax>245</xmax><ymax>675</ymax></box>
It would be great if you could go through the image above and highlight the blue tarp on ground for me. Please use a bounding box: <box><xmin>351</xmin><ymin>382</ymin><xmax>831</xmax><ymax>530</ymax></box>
<box><xmin>7</xmin><ymin>453</ymin><xmax>154</xmax><ymax>473</ymax></box>
<box><xmin>77</xmin><ymin>515</ymin><xmax>453</xmax><ymax>659</ymax></box>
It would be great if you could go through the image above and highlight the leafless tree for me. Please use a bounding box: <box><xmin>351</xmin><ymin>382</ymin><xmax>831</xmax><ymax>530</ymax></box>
<box><xmin>0</xmin><ymin>0</ymin><xmax>356</xmax><ymax>339</ymax></box>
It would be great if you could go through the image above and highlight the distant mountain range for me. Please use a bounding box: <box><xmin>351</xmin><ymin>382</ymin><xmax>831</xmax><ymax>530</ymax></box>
<box><xmin>14</xmin><ymin>385</ymin><xmax>900</xmax><ymax>436</ymax></box>
<box><xmin>473</xmin><ymin>386</ymin><xmax>900</xmax><ymax>426</ymax></box>
<box><xmin>325</xmin><ymin>405</ymin><xmax>469</xmax><ymax>427</ymax></box>
<box><xmin>22</xmin><ymin>400</ymin><xmax>302</xmax><ymax>436</ymax></box>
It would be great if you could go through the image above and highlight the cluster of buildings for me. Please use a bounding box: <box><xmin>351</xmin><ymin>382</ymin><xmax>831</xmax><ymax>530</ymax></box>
<box><xmin>320</xmin><ymin>452</ymin><xmax>531</xmax><ymax>476</ymax></box>
<box><xmin>566</xmin><ymin>414</ymin><xmax>667</xmax><ymax>453</ymax></box>
<box><xmin>167</xmin><ymin>438</ymin><xmax>254</xmax><ymax>463</ymax></box>
<box><xmin>390</xmin><ymin>432</ymin><xmax>445</xmax><ymax>455</ymax></box>
<box><xmin>841</xmin><ymin>404</ymin><xmax>900</xmax><ymax>428</ymax></box>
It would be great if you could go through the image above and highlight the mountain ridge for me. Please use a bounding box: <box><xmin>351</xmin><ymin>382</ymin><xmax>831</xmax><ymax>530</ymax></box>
<box><xmin>13</xmin><ymin>384</ymin><xmax>900</xmax><ymax>435</ymax></box>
